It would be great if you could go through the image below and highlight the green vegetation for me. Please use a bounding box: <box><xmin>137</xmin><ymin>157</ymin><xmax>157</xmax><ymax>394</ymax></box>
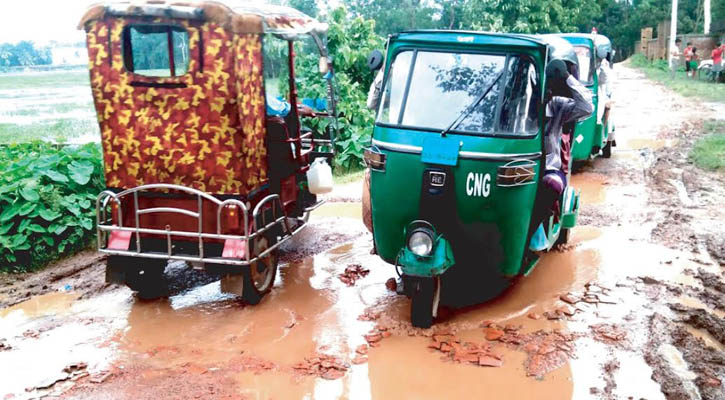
<box><xmin>690</xmin><ymin>120</ymin><xmax>725</xmax><ymax>171</ymax></box>
<box><xmin>0</xmin><ymin>69</ymin><xmax>97</xmax><ymax>144</ymax></box>
<box><xmin>295</xmin><ymin>6</ymin><xmax>384</xmax><ymax>173</ymax></box>
<box><xmin>281</xmin><ymin>0</ymin><xmax>725</xmax><ymax>60</ymax></box>
<box><xmin>630</xmin><ymin>54</ymin><xmax>725</xmax><ymax>103</ymax></box>
<box><xmin>0</xmin><ymin>41</ymin><xmax>51</xmax><ymax>68</ymax></box>
<box><xmin>0</xmin><ymin>119</ymin><xmax>98</xmax><ymax>144</ymax></box>
<box><xmin>0</xmin><ymin>69</ymin><xmax>89</xmax><ymax>90</ymax></box>
<box><xmin>0</xmin><ymin>142</ymin><xmax>104</xmax><ymax>271</ymax></box>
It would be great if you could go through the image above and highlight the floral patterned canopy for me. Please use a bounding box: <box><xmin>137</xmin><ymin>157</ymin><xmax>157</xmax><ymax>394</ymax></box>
<box><xmin>79</xmin><ymin>1</ymin><xmax>328</xmax><ymax>38</ymax></box>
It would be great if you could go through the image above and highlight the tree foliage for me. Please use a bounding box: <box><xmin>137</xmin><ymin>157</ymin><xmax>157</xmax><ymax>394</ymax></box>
<box><xmin>294</xmin><ymin>6</ymin><xmax>384</xmax><ymax>171</ymax></box>
<box><xmin>0</xmin><ymin>41</ymin><xmax>51</xmax><ymax>68</ymax></box>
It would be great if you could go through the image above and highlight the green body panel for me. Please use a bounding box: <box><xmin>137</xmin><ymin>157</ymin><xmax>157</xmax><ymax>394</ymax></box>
<box><xmin>559</xmin><ymin>34</ymin><xmax>609</xmax><ymax>161</ymax></box>
<box><xmin>370</xmin><ymin>32</ymin><xmax>549</xmax><ymax>278</ymax></box>
<box><xmin>397</xmin><ymin>235</ymin><xmax>455</xmax><ymax>277</ymax></box>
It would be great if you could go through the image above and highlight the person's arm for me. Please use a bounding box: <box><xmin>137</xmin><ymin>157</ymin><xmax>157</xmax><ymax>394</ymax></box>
<box><xmin>366</xmin><ymin>70</ymin><xmax>383</xmax><ymax>110</ymax></box>
<box><xmin>598</xmin><ymin>60</ymin><xmax>609</xmax><ymax>85</ymax></box>
<box><xmin>562</xmin><ymin>75</ymin><xmax>594</xmax><ymax>124</ymax></box>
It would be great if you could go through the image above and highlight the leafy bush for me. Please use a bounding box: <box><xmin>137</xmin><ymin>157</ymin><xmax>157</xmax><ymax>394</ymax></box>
<box><xmin>0</xmin><ymin>142</ymin><xmax>104</xmax><ymax>271</ymax></box>
<box><xmin>295</xmin><ymin>7</ymin><xmax>384</xmax><ymax>172</ymax></box>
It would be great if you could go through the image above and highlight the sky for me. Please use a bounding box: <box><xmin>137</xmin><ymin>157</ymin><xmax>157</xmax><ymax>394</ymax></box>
<box><xmin>0</xmin><ymin>0</ymin><xmax>99</xmax><ymax>45</ymax></box>
<box><xmin>0</xmin><ymin>0</ymin><xmax>287</xmax><ymax>45</ymax></box>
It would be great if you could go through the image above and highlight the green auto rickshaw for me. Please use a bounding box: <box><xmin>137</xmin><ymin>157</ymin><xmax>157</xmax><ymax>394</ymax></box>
<box><xmin>555</xmin><ymin>33</ymin><xmax>615</xmax><ymax>160</ymax></box>
<box><xmin>363</xmin><ymin>31</ymin><xmax>582</xmax><ymax>327</ymax></box>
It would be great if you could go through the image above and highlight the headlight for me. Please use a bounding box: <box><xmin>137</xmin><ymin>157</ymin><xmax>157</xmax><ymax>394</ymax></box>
<box><xmin>408</xmin><ymin>230</ymin><xmax>433</xmax><ymax>256</ymax></box>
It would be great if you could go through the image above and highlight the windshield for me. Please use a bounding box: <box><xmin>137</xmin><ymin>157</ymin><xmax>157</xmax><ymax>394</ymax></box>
<box><xmin>574</xmin><ymin>45</ymin><xmax>594</xmax><ymax>85</ymax></box>
<box><xmin>377</xmin><ymin>50</ymin><xmax>540</xmax><ymax>136</ymax></box>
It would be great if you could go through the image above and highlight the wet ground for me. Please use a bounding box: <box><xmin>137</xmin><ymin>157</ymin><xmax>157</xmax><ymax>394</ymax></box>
<box><xmin>1</xmin><ymin>64</ymin><xmax>724</xmax><ymax>400</ymax></box>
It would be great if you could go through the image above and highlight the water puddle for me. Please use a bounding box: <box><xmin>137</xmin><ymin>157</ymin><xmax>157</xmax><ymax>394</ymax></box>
<box><xmin>0</xmin><ymin>291</ymin><xmax>78</xmax><ymax>319</ymax></box>
<box><xmin>571</xmin><ymin>173</ymin><xmax>607</xmax><ymax>205</ymax></box>
<box><xmin>683</xmin><ymin>325</ymin><xmax>725</xmax><ymax>352</ymax></box>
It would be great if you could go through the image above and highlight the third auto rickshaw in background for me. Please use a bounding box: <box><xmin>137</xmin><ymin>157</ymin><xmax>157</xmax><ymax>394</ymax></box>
<box><xmin>555</xmin><ymin>33</ymin><xmax>615</xmax><ymax>160</ymax></box>
<box><xmin>364</xmin><ymin>31</ymin><xmax>582</xmax><ymax>327</ymax></box>
<box><xmin>81</xmin><ymin>1</ymin><xmax>336</xmax><ymax>303</ymax></box>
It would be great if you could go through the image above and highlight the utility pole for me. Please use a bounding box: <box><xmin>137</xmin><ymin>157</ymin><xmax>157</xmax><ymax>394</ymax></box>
<box><xmin>704</xmin><ymin>0</ymin><xmax>711</xmax><ymax>34</ymax></box>
<box><xmin>669</xmin><ymin>0</ymin><xmax>678</xmax><ymax>68</ymax></box>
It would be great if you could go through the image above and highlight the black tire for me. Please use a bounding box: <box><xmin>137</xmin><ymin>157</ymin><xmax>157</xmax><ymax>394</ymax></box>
<box><xmin>555</xmin><ymin>227</ymin><xmax>571</xmax><ymax>247</ymax></box>
<box><xmin>241</xmin><ymin>236</ymin><xmax>279</xmax><ymax>305</ymax></box>
<box><xmin>107</xmin><ymin>255</ymin><xmax>168</xmax><ymax>300</ymax></box>
<box><xmin>602</xmin><ymin>140</ymin><xmax>612</xmax><ymax>158</ymax></box>
<box><xmin>410</xmin><ymin>276</ymin><xmax>438</xmax><ymax>329</ymax></box>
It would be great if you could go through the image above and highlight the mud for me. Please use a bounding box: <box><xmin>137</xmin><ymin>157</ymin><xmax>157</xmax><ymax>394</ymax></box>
<box><xmin>1</xmin><ymin>64</ymin><xmax>725</xmax><ymax>400</ymax></box>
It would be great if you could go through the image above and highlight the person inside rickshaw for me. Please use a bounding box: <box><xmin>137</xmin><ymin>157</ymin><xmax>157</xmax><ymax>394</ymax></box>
<box><xmin>532</xmin><ymin>58</ymin><xmax>593</xmax><ymax>245</ymax></box>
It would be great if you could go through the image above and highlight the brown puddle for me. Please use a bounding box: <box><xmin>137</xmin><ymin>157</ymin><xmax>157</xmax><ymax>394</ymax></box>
<box><xmin>570</xmin><ymin>172</ymin><xmax>607</xmax><ymax>205</ymax></box>
<box><xmin>108</xmin><ymin>227</ymin><xmax>602</xmax><ymax>398</ymax></box>
<box><xmin>0</xmin><ymin>291</ymin><xmax>78</xmax><ymax>319</ymax></box>
<box><xmin>0</xmin><ymin>220</ymin><xmax>607</xmax><ymax>399</ymax></box>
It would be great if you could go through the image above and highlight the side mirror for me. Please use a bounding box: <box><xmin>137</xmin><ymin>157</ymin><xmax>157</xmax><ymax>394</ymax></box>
<box><xmin>319</xmin><ymin>56</ymin><xmax>329</xmax><ymax>75</ymax></box>
<box><xmin>367</xmin><ymin>50</ymin><xmax>384</xmax><ymax>72</ymax></box>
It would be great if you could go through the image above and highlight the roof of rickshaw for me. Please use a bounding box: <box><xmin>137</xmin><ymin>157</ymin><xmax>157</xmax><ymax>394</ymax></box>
<box><xmin>393</xmin><ymin>30</ymin><xmax>549</xmax><ymax>49</ymax></box>
<box><xmin>78</xmin><ymin>1</ymin><xmax>327</xmax><ymax>36</ymax></box>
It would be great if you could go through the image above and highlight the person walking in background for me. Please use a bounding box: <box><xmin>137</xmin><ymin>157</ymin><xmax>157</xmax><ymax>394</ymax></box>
<box><xmin>670</xmin><ymin>38</ymin><xmax>682</xmax><ymax>79</ymax></box>
<box><xmin>684</xmin><ymin>42</ymin><xmax>694</xmax><ymax>77</ymax></box>
<box><xmin>689</xmin><ymin>47</ymin><xmax>698</xmax><ymax>79</ymax></box>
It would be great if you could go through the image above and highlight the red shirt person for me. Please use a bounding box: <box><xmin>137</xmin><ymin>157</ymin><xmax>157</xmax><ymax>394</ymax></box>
<box><xmin>712</xmin><ymin>43</ymin><xmax>723</xmax><ymax>66</ymax></box>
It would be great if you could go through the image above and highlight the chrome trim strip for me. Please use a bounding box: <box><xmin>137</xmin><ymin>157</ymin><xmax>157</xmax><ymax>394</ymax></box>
<box><xmin>459</xmin><ymin>150</ymin><xmax>542</xmax><ymax>161</ymax></box>
<box><xmin>372</xmin><ymin>139</ymin><xmax>541</xmax><ymax>161</ymax></box>
<box><xmin>371</xmin><ymin>139</ymin><xmax>422</xmax><ymax>154</ymax></box>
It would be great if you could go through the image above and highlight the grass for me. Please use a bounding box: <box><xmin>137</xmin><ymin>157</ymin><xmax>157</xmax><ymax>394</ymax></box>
<box><xmin>0</xmin><ymin>119</ymin><xmax>98</xmax><ymax>144</ymax></box>
<box><xmin>629</xmin><ymin>54</ymin><xmax>725</xmax><ymax>103</ymax></box>
<box><xmin>0</xmin><ymin>69</ymin><xmax>89</xmax><ymax>90</ymax></box>
<box><xmin>690</xmin><ymin>120</ymin><xmax>725</xmax><ymax>171</ymax></box>
<box><xmin>0</xmin><ymin>69</ymin><xmax>98</xmax><ymax>144</ymax></box>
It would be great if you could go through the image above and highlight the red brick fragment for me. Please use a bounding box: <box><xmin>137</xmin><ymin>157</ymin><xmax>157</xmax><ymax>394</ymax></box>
<box><xmin>478</xmin><ymin>355</ymin><xmax>503</xmax><ymax>367</ymax></box>
<box><xmin>484</xmin><ymin>327</ymin><xmax>505</xmax><ymax>341</ymax></box>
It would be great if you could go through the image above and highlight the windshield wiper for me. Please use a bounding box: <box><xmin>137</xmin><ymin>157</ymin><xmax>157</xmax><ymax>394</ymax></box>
<box><xmin>440</xmin><ymin>71</ymin><xmax>505</xmax><ymax>136</ymax></box>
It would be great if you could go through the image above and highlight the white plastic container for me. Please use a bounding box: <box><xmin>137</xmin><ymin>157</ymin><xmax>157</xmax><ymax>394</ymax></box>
<box><xmin>306</xmin><ymin>158</ymin><xmax>333</xmax><ymax>194</ymax></box>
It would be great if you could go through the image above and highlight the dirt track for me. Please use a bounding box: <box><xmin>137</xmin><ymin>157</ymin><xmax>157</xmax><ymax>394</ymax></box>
<box><xmin>1</xmin><ymin>64</ymin><xmax>724</xmax><ymax>400</ymax></box>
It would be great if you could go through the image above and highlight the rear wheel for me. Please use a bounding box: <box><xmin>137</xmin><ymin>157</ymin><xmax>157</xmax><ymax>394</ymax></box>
<box><xmin>241</xmin><ymin>236</ymin><xmax>279</xmax><ymax>305</ymax></box>
<box><xmin>602</xmin><ymin>140</ymin><xmax>613</xmax><ymax>158</ymax></box>
<box><xmin>409</xmin><ymin>276</ymin><xmax>440</xmax><ymax>329</ymax></box>
<box><xmin>107</xmin><ymin>255</ymin><xmax>168</xmax><ymax>300</ymax></box>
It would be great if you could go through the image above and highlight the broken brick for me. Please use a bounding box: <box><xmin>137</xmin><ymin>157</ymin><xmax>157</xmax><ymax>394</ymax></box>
<box><xmin>484</xmin><ymin>327</ymin><xmax>505</xmax><ymax>341</ymax></box>
<box><xmin>478</xmin><ymin>355</ymin><xmax>503</xmax><ymax>367</ymax></box>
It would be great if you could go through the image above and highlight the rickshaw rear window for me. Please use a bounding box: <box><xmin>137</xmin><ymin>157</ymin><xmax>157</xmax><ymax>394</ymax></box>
<box><xmin>377</xmin><ymin>50</ymin><xmax>539</xmax><ymax>136</ymax></box>
<box><xmin>574</xmin><ymin>46</ymin><xmax>594</xmax><ymax>85</ymax></box>
<box><xmin>122</xmin><ymin>25</ymin><xmax>190</xmax><ymax>77</ymax></box>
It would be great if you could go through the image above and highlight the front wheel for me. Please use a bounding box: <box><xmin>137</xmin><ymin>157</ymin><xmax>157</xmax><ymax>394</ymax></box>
<box><xmin>409</xmin><ymin>276</ymin><xmax>440</xmax><ymax>328</ymax></box>
<box><xmin>602</xmin><ymin>140</ymin><xmax>613</xmax><ymax>158</ymax></box>
<box><xmin>241</xmin><ymin>236</ymin><xmax>279</xmax><ymax>305</ymax></box>
<box><xmin>555</xmin><ymin>227</ymin><xmax>571</xmax><ymax>247</ymax></box>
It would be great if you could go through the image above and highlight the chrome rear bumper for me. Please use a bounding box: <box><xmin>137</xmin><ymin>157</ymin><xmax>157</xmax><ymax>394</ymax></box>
<box><xmin>96</xmin><ymin>183</ymin><xmax>323</xmax><ymax>266</ymax></box>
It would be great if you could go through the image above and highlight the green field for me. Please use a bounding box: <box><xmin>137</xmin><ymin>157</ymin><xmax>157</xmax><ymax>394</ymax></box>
<box><xmin>0</xmin><ymin>69</ymin><xmax>99</xmax><ymax>144</ymax></box>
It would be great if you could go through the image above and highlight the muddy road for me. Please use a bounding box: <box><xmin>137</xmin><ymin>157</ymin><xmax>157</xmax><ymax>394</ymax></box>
<box><xmin>1</xmin><ymin>64</ymin><xmax>724</xmax><ymax>400</ymax></box>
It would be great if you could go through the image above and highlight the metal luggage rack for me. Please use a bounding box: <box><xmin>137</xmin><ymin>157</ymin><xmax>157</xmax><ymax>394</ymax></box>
<box><xmin>96</xmin><ymin>184</ymin><xmax>324</xmax><ymax>266</ymax></box>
